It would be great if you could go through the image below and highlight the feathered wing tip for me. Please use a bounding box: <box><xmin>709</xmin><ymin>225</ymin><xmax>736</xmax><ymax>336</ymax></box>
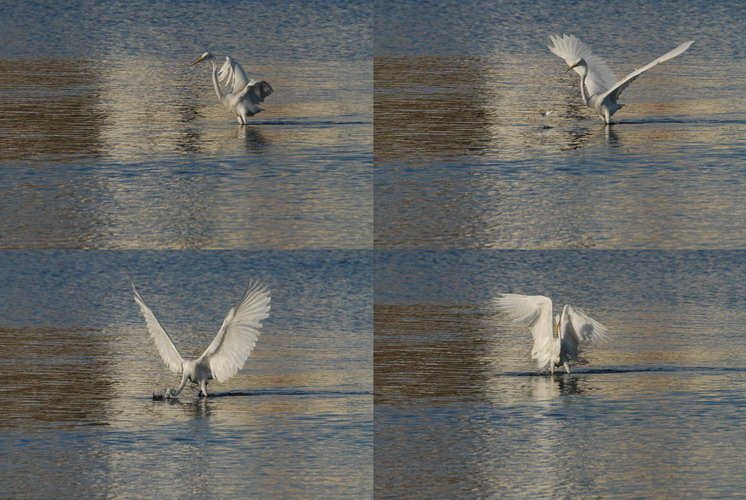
<box><xmin>239</xmin><ymin>80</ymin><xmax>274</xmax><ymax>103</ymax></box>
<box><xmin>200</xmin><ymin>279</ymin><xmax>271</xmax><ymax>383</ymax></box>
<box><xmin>217</xmin><ymin>55</ymin><xmax>251</xmax><ymax>95</ymax></box>
<box><xmin>547</xmin><ymin>34</ymin><xmax>619</xmax><ymax>94</ymax></box>
<box><xmin>494</xmin><ymin>294</ymin><xmax>555</xmax><ymax>370</ymax></box>
<box><xmin>579</xmin><ymin>308</ymin><xmax>609</xmax><ymax>343</ymax></box>
<box><xmin>601</xmin><ymin>39</ymin><xmax>694</xmax><ymax>104</ymax></box>
<box><xmin>548</xmin><ymin>34</ymin><xmax>592</xmax><ymax>64</ymax></box>
<box><xmin>236</xmin><ymin>279</ymin><xmax>272</xmax><ymax>322</ymax></box>
<box><xmin>494</xmin><ymin>293</ymin><xmax>551</xmax><ymax>328</ymax></box>
<box><xmin>564</xmin><ymin>304</ymin><xmax>610</xmax><ymax>343</ymax></box>
<box><xmin>656</xmin><ymin>40</ymin><xmax>694</xmax><ymax>64</ymax></box>
<box><xmin>217</xmin><ymin>58</ymin><xmax>232</xmax><ymax>88</ymax></box>
<box><xmin>253</xmin><ymin>81</ymin><xmax>273</xmax><ymax>101</ymax></box>
<box><xmin>130</xmin><ymin>283</ymin><xmax>184</xmax><ymax>374</ymax></box>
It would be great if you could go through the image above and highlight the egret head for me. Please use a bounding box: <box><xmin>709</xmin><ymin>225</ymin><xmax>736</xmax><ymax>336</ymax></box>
<box><xmin>565</xmin><ymin>58</ymin><xmax>586</xmax><ymax>74</ymax></box>
<box><xmin>192</xmin><ymin>51</ymin><xmax>214</xmax><ymax>66</ymax></box>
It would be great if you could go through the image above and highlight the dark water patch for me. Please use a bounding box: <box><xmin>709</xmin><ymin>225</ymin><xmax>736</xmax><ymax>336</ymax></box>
<box><xmin>612</xmin><ymin>117</ymin><xmax>746</xmax><ymax>126</ymax></box>
<box><xmin>500</xmin><ymin>365</ymin><xmax>746</xmax><ymax>377</ymax></box>
<box><xmin>151</xmin><ymin>389</ymin><xmax>373</xmax><ymax>400</ymax></box>
<box><xmin>253</xmin><ymin>120</ymin><xmax>370</xmax><ymax>127</ymax></box>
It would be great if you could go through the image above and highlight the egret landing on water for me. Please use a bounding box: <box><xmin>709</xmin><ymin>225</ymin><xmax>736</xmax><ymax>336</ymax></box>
<box><xmin>495</xmin><ymin>293</ymin><xmax>609</xmax><ymax>374</ymax></box>
<box><xmin>192</xmin><ymin>52</ymin><xmax>274</xmax><ymax>125</ymax></box>
<box><xmin>132</xmin><ymin>280</ymin><xmax>271</xmax><ymax>398</ymax></box>
<box><xmin>548</xmin><ymin>34</ymin><xmax>693</xmax><ymax>124</ymax></box>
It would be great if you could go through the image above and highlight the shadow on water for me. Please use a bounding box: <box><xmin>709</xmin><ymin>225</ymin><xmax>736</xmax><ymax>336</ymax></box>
<box><xmin>151</xmin><ymin>388</ymin><xmax>372</xmax><ymax>401</ymax></box>
<box><xmin>210</xmin><ymin>388</ymin><xmax>373</xmax><ymax>398</ymax></box>
<box><xmin>250</xmin><ymin>120</ymin><xmax>369</xmax><ymax>127</ymax></box>
<box><xmin>500</xmin><ymin>365</ymin><xmax>746</xmax><ymax>377</ymax></box>
<box><xmin>610</xmin><ymin>116</ymin><xmax>746</xmax><ymax>126</ymax></box>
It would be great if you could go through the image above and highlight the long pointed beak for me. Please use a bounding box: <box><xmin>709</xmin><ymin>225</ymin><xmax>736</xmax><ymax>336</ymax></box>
<box><xmin>565</xmin><ymin>61</ymin><xmax>580</xmax><ymax>73</ymax></box>
<box><xmin>192</xmin><ymin>54</ymin><xmax>208</xmax><ymax>66</ymax></box>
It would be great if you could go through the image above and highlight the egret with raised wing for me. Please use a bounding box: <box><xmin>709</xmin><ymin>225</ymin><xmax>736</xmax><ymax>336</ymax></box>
<box><xmin>192</xmin><ymin>52</ymin><xmax>274</xmax><ymax>124</ymax></box>
<box><xmin>132</xmin><ymin>280</ymin><xmax>271</xmax><ymax>397</ymax></box>
<box><xmin>495</xmin><ymin>293</ymin><xmax>609</xmax><ymax>374</ymax></box>
<box><xmin>548</xmin><ymin>34</ymin><xmax>693</xmax><ymax>124</ymax></box>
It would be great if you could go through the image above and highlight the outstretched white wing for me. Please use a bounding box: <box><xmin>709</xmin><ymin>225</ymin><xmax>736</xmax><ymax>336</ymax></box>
<box><xmin>131</xmin><ymin>284</ymin><xmax>184</xmax><ymax>373</ymax></box>
<box><xmin>218</xmin><ymin>56</ymin><xmax>250</xmax><ymax>95</ymax></box>
<box><xmin>495</xmin><ymin>293</ymin><xmax>555</xmax><ymax>370</ymax></box>
<box><xmin>548</xmin><ymin>34</ymin><xmax>618</xmax><ymax>97</ymax></box>
<box><xmin>559</xmin><ymin>304</ymin><xmax>609</xmax><ymax>361</ymax></box>
<box><xmin>237</xmin><ymin>80</ymin><xmax>274</xmax><ymax>104</ymax></box>
<box><xmin>601</xmin><ymin>40</ymin><xmax>693</xmax><ymax>104</ymax></box>
<box><xmin>197</xmin><ymin>280</ymin><xmax>271</xmax><ymax>383</ymax></box>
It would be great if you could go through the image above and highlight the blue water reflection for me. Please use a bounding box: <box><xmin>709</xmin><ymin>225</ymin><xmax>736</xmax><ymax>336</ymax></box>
<box><xmin>0</xmin><ymin>250</ymin><xmax>372</xmax><ymax>498</ymax></box>
<box><xmin>375</xmin><ymin>250</ymin><xmax>746</xmax><ymax>498</ymax></box>
<box><xmin>0</xmin><ymin>1</ymin><xmax>372</xmax><ymax>249</ymax></box>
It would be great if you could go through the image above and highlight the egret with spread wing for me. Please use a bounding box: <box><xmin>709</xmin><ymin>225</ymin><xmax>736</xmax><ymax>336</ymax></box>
<box><xmin>495</xmin><ymin>293</ymin><xmax>609</xmax><ymax>374</ymax></box>
<box><xmin>548</xmin><ymin>34</ymin><xmax>693</xmax><ymax>124</ymax></box>
<box><xmin>132</xmin><ymin>280</ymin><xmax>271</xmax><ymax>397</ymax></box>
<box><xmin>192</xmin><ymin>52</ymin><xmax>274</xmax><ymax>124</ymax></box>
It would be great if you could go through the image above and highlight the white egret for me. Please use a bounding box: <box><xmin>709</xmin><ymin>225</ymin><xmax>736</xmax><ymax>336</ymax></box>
<box><xmin>548</xmin><ymin>34</ymin><xmax>693</xmax><ymax>124</ymax></box>
<box><xmin>192</xmin><ymin>52</ymin><xmax>274</xmax><ymax>124</ymax></box>
<box><xmin>132</xmin><ymin>280</ymin><xmax>271</xmax><ymax>397</ymax></box>
<box><xmin>495</xmin><ymin>293</ymin><xmax>609</xmax><ymax>374</ymax></box>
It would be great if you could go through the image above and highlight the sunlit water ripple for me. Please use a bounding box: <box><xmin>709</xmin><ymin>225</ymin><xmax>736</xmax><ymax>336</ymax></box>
<box><xmin>0</xmin><ymin>0</ymin><xmax>372</xmax><ymax>250</ymax></box>
<box><xmin>375</xmin><ymin>250</ymin><xmax>746</xmax><ymax>498</ymax></box>
<box><xmin>374</xmin><ymin>0</ymin><xmax>746</xmax><ymax>250</ymax></box>
<box><xmin>0</xmin><ymin>250</ymin><xmax>372</xmax><ymax>498</ymax></box>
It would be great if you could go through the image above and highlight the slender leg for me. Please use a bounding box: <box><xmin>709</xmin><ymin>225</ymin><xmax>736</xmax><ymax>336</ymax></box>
<box><xmin>563</xmin><ymin>362</ymin><xmax>571</xmax><ymax>374</ymax></box>
<box><xmin>199</xmin><ymin>380</ymin><xmax>208</xmax><ymax>398</ymax></box>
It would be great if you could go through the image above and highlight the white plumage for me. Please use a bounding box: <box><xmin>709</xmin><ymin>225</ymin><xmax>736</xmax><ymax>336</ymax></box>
<box><xmin>192</xmin><ymin>52</ymin><xmax>274</xmax><ymax>125</ymax></box>
<box><xmin>132</xmin><ymin>279</ymin><xmax>271</xmax><ymax>397</ymax></box>
<box><xmin>495</xmin><ymin>293</ymin><xmax>609</xmax><ymax>374</ymax></box>
<box><xmin>548</xmin><ymin>34</ymin><xmax>693</xmax><ymax>124</ymax></box>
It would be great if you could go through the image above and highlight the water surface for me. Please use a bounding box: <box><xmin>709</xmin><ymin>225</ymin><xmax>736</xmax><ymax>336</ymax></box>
<box><xmin>0</xmin><ymin>0</ymin><xmax>372</xmax><ymax>249</ymax></box>
<box><xmin>0</xmin><ymin>250</ymin><xmax>372</xmax><ymax>498</ymax></box>
<box><xmin>375</xmin><ymin>250</ymin><xmax>746</xmax><ymax>498</ymax></box>
<box><xmin>375</xmin><ymin>0</ymin><xmax>746</xmax><ymax>249</ymax></box>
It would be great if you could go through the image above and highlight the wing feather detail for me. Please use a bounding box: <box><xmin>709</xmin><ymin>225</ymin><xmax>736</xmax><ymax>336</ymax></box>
<box><xmin>495</xmin><ymin>293</ymin><xmax>554</xmax><ymax>370</ymax></box>
<box><xmin>237</xmin><ymin>80</ymin><xmax>274</xmax><ymax>104</ymax></box>
<box><xmin>218</xmin><ymin>56</ymin><xmax>251</xmax><ymax>95</ymax></box>
<box><xmin>601</xmin><ymin>40</ymin><xmax>693</xmax><ymax>104</ymax></box>
<box><xmin>131</xmin><ymin>284</ymin><xmax>184</xmax><ymax>373</ymax></box>
<box><xmin>548</xmin><ymin>34</ymin><xmax>618</xmax><ymax>97</ymax></box>
<box><xmin>559</xmin><ymin>304</ymin><xmax>609</xmax><ymax>361</ymax></box>
<box><xmin>198</xmin><ymin>280</ymin><xmax>271</xmax><ymax>383</ymax></box>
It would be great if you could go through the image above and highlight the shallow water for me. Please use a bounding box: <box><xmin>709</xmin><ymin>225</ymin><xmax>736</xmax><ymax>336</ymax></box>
<box><xmin>3</xmin><ymin>0</ymin><xmax>746</xmax><ymax>497</ymax></box>
<box><xmin>374</xmin><ymin>250</ymin><xmax>746</xmax><ymax>498</ymax></box>
<box><xmin>0</xmin><ymin>0</ymin><xmax>372</xmax><ymax>249</ymax></box>
<box><xmin>375</xmin><ymin>0</ymin><xmax>746</xmax><ymax>249</ymax></box>
<box><xmin>0</xmin><ymin>250</ymin><xmax>372</xmax><ymax>498</ymax></box>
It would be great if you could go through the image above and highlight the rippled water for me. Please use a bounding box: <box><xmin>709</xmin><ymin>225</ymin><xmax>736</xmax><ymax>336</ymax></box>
<box><xmin>0</xmin><ymin>250</ymin><xmax>372</xmax><ymax>498</ymax></box>
<box><xmin>375</xmin><ymin>0</ymin><xmax>746</xmax><ymax>249</ymax></box>
<box><xmin>375</xmin><ymin>250</ymin><xmax>746</xmax><ymax>498</ymax></box>
<box><xmin>0</xmin><ymin>0</ymin><xmax>371</xmax><ymax>249</ymax></box>
<box><xmin>3</xmin><ymin>0</ymin><xmax>746</xmax><ymax>497</ymax></box>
